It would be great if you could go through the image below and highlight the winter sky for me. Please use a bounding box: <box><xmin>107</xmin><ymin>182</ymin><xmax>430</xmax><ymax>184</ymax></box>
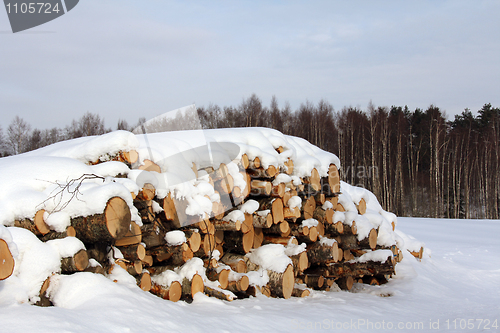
<box><xmin>1</xmin><ymin>0</ymin><xmax>499</xmax><ymax>129</ymax></box>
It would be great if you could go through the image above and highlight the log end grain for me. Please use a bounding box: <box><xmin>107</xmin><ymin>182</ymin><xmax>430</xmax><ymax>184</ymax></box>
<box><xmin>138</xmin><ymin>272</ymin><xmax>152</xmax><ymax>291</ymax></box>
<box><xmin>0</xmin><ymin>239</ymin><xmax>15</xmax><ymax>280</ymax></box>
<box><xmin>105</xmin><ymin>197</ymin><xmax>132</xmax><ymax>240</ymax></box>
<box><xmin>282</xmin><ymin>264</ymin><xmax>294</xmax><ymax>299</ymax></box>
<box><xmin>35</xmin><ymin>210</ymin><xmax>51</xmax><ymax>235</ymax></box>
<box><xmin>368</xmin><ymin>228</ymin><xmax>378</xmax><ymax>250</ymax></box>
<box><xmin>218</xmin><ymin>268</ymin><xmax>230</xmax><ymax>289</ymax></box>
<box><xmin>357</xmin><ymin>198</ymin><xmax>367</xmax><ymax>215</ymax></box>
<box><xmin>191</xmin><ymin>273</ymin><xmax>204</xmax><ymax>298</ymax></box>
<box><xmin>138</xmin><ymin>159</ymin><xmax>161</xmax><ymax>173</ymax></box>
<box><xmin>73</xmin><ymin>249</ymin><xmax>90</xmax><ymax>271</ymax></box>
<box><xmin>169</xmin><ymin>281</ymin><xmax>182</xmax><ymax>302</ymax></box>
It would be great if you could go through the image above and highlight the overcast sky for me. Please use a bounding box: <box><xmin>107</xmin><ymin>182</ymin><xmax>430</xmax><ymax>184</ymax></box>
<box><xmin>1</xmin><ymin>0</ymin><xmax>499</xmax><ymax>130</ymax></box>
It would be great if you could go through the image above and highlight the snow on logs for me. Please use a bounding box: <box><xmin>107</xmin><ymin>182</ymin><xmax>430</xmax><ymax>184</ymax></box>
<box><xmin>0</xmin><ymin>128</ymin><xmax>418</xmax><ymax>304</ymax></box>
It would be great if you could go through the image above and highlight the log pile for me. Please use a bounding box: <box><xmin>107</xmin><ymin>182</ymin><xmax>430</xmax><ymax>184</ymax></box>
<box><xmin>2</xmin><ymin>131</ymin><xmax>415</xmax><ymax>304</ymax></box>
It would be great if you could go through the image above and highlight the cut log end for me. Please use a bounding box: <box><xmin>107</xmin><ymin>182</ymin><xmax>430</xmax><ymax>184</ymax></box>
<box><xmin>297</xmin><ymin>251</ymin><xmax>309</xmax><ymax>272</ymax></box>
<box><xmin>35</xmin><ymin>210</ymin><xmax>50</xmax><ymax>235</ymax></box>
<box><xmin>138</xmin><ymin>159</ymin><xmax>161</xmax><ymax>173</ymax></box>
<box><xmin>328</xmin><ymin>164</ymin><xmax>340</xmax><ymax>193</ymax></box>
<box><xmin>169</xmin><ymin>281</ymin><xmax>182</xmax><ymax>301</ymax></box>
<box><xmin>282</xmin><ymin>264</ymin><xmax>294</xmax><ymax>299</ymax></box>
<box><xmin>242</xmin><ymin>228</ymin><xmax>255</xmax><ymax>253</ymax></box>
<box><xmin>357</xmin><ymin>198</ymin><xmax>367</xmax><ymax>215</ymax></box>
<box><xmin>123</xmin><ymin>149</ymin><xmax>139</xmax><ymax>164</ymax></box>
<box><xmin>337</xmin><ymin>276</ymin><xmax>354</xmax><ymax>291</ymax></box>
<box><xmin>368</xmin><ymin>229</ymin><xmax>378</xmax><ymax>250</ymax></box>
<box><xmin>187</xmin><ymin>231</ymin><xmax>202</xmax><ymax>253</ymax></box>
<box><xmin>137</xmin><ymin>183</ymin><xmax>156</xmax><ymax>201</ymax></box>
<box><xmin>105</xmin><ymin>197</ymin><xmax>132</xmax><ymax>240</ymax></box>
<box><xmin>253</xmin><ymin>227</ymin><xmax>264</xmax><ymax>249</ymax></box>
<box><xmin>218</xmin><ymin>268</ymin><xmax>230</xmax><ymax>289</ymax></box>
<box><xmin>151</xmin><ymin>281</ymin><xmax>182</xmax><ymax>302</ymax></box>
<box><xmin>0</xmin><ymin>239</ymin><xmax>15</xmax><ymax>280</ymax></box>
<box><xmin>138</xmin><ymin>272</ymin><xmax>152</xmax><ymax>291</ymax></box>
<box><xmin>190</xmin><ymin>273</ymin><xmax>205</xmax><ymax>298</ymax></box>
<box><xmin>74</xmin><ymin>249</ymin><xmax>89</xmax><ymax>271</ymax></box>
<box><xmin>292</xmin><ymin>287</ymin><xmax>311</xmax><ymax>298</ymax></box>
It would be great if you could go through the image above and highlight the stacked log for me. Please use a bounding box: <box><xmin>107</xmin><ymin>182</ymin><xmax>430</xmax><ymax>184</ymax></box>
<box><xmin>0</xmin><ymin>238</ymin><xmax>15</xmax><ymax>281</ymax></box>
<box><xmin>6</xmin><ymin>143</ymin><xmax>409</xmax><ymax>304</ymax></box>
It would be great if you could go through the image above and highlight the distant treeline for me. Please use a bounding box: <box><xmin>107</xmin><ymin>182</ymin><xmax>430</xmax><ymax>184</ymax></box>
<box><xmin>1</xmin><ymin>94</ymin><xmax>499</xmax><ymax>219</ymax></box>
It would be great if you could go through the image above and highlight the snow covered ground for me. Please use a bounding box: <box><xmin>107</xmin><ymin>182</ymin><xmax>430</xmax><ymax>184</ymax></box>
<box><xmin>1</xmin><ymin>217</ymin><xmax>498</xmax><ymax>333</ymax></box>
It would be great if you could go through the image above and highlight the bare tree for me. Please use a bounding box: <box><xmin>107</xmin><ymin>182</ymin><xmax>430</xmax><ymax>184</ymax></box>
<box><xmin>26</xmin><ymin>128</ymin><xmax>43</xmax><ymax>152</ymax></box>
<box><xmin>117</xmin><ymin>119</ymin><xmax>130</xmax><ymax>131</ymax></box>
<box><xmin>66</xmin><ymin>112</ymin><xmax>110</xmax><ymax>139</ymax></box>
<box><xmin>7</xmin><ymin>116</ymin><xmax>32</xmax><ymax>155</ymax></box>
<box><xmin>0</xmin><ymin>126</ymin><xmax>7</xmax><ymax>156</ymax></box>
<box><xmin>239</xmin><ymin>94</ymin><xmax>264</xmax><ymax>127</ymax></box>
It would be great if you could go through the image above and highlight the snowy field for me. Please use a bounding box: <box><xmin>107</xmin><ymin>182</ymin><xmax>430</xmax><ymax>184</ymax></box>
<box><xmin>1</xmin><ymin>217</ymin><xmax>498</xmax><ymax>333</ymax></box>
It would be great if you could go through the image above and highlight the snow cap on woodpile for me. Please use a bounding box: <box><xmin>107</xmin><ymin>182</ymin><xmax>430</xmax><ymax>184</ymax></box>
<box><xmin>23</xmin><ymin>130</ymin><xmax>139</xmax><ymax>164</ymax></box>
<box><xmin>134</xmin><ymin>128</ymin><xmax>340</xmax><ymax>180</ymax></box>
<box><xmin>246</xmin><ymin>244</ymin><xmax>292</xmax><ymax>273</ymax></box>
<box><xmin>0</xmin><ymin>155</ymin><xmax>139</xmax><ymax>226</ymax></box>
<box><xmin>6</xmin><ymin>227</ymin><xmax>85</xmax><ymax>303</ymax></box>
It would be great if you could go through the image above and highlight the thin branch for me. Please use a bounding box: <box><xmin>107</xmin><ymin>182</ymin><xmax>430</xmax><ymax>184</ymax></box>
<box><xmin>37</xmin><ymin>174</ymin><xmax>106</xmax><ymax>213</ymax></box>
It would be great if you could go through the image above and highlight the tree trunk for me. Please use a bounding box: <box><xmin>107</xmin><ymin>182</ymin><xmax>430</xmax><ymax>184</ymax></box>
<box><xmin>114</xmin><ymin>222</ymin><xmax>142</xmax><ymax>247</ymax></box>
<box><xmin>336</xmin><ymin>228</ymin><xmax>377</xmax><ymax>250</ymax></box>
<box><xmin>39</xmin><ymin>226</ymin><xmax>76</xmax><ymax>242</ymax></box>
<box><xmin>307</xmin><ymin>240</ymin><xmax>339</xmax><ymax>265</ymax></box>
<box><xmin>252</xmin><ymin>212</ymin><xmax>273</xmax><ymax>228</ymax></box>
<box><xmin>327</xmin><ymin>258</ymin><xmax>395</xmax><ymax>278</ymax></box>
<box><xmin>258</xmin><ymin>198</ymin><xmax>284</xmax><ymax>224</ymax></box>
<box><xmin>220</xmin><ymin>252</ymin><xmax>247</xmax><ymax>273</ymax></box>
<box><xmin>140</xmin><ymin>222</ymin><xmax>167</xmax><ymax>248</ymax></box>
<box><xmin>206</xmin><ymin>266</ymin><xmax>230</xmax><ymax>289</ymax></box>
<box><xmin>61</xmin><ymin>249</ymin><xmax>89</xmax><ymax>273</ymax></box>
<box><xmin>181</xmin><ymin>274</ymin><xmax>204</xmax><ymax>299</ymax></box>
<box><xmin>150</xmin><ymin>281</ymin><xmax>182</xmax><ymax>302</ymax></box>
<box><xmin>148</xmin><ymin>243</ymin><xmax>193</xmax><ymax>266</ymax></box>
<box><xmin>204</xmin><ymin>285</ymin><xmax>234</xmax><ymax>301</ymax></box>
<box><xmin>116</xmin><ymin>244</ymin><xmax>146</xmax><ymax>261</ymax></box>
<box><xmin>14</xmin><ymin>210</ymin><xmax>50</xmax><ymax>236</ymax></box>
<box><xmin>268</xmin><ymin>264</ymin><xmax>294</xmax><ymax>299</ymax></box>
<box><xmin>223</xmin><ymin>229</ymin><xmax>254</xmax><ymax>254</ymax></box>
<box><xmin>71</xmin><ymin>197</ymin><xmax>131</xmax><ymax>243</ymax></box>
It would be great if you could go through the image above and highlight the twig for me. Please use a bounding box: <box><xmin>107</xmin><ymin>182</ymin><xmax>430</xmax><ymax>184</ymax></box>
<box><xmin>37</xmin><ymin>174</ymin><xmax>106</xmax><ymax>213</ymax></box>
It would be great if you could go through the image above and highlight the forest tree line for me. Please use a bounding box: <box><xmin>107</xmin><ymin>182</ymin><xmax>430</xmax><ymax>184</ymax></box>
<box><xmin>1</xmin><ymin>94</ymin><xmax>499</xmax><ymax>219</ymax></box>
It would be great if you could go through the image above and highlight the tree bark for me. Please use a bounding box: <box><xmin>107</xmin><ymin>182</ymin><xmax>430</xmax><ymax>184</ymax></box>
<box><xmin>268</xmin><ymin>264</ymin><xmax>294</xmax><ymax>299</ymax></box>
<box><xmin>148</xmin><ymin>243</ymin><xmax>193</xmax><ymax>266</ymax></box>
<box><xmin>71</xmin><ymin>197</ymin><xmax>131</xmax><ymax>243</ymax></box>
<box><xmin>150</xmin><ymin>281</ymin><xmax>182</xmax><ymax>302</ymax></box>
<box><xmin>181</xmin><ymin>274</ymin><xmax>204</xmax><ymax>299</ymax></box>
<box><xmin>114</xmin><ymin>222</ymin><xmax>142</xmax><ymax>247</ymax></box>
<box><xmin>61</xmin><ymin>249</ymin><xmax>89</xmax><ymax>273</ymax></box>
<box><xmin>336</xmin><ymin>229</ymin><xmax>377</xmax><ymax>250</ymax></box>
<box><xmin>39</xmin><ymin>226</ymin><xmax>76</xmax><ymax>242</ymax></box>
<box><xmin>306</xmin><ymin>240</ymin><xmax>339</xmax><ymax>266</ymax></box>
<box><xmin>14</xmin><ymin>209</ymin><xmax>50</xmax><ymax>236</ymax></box>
